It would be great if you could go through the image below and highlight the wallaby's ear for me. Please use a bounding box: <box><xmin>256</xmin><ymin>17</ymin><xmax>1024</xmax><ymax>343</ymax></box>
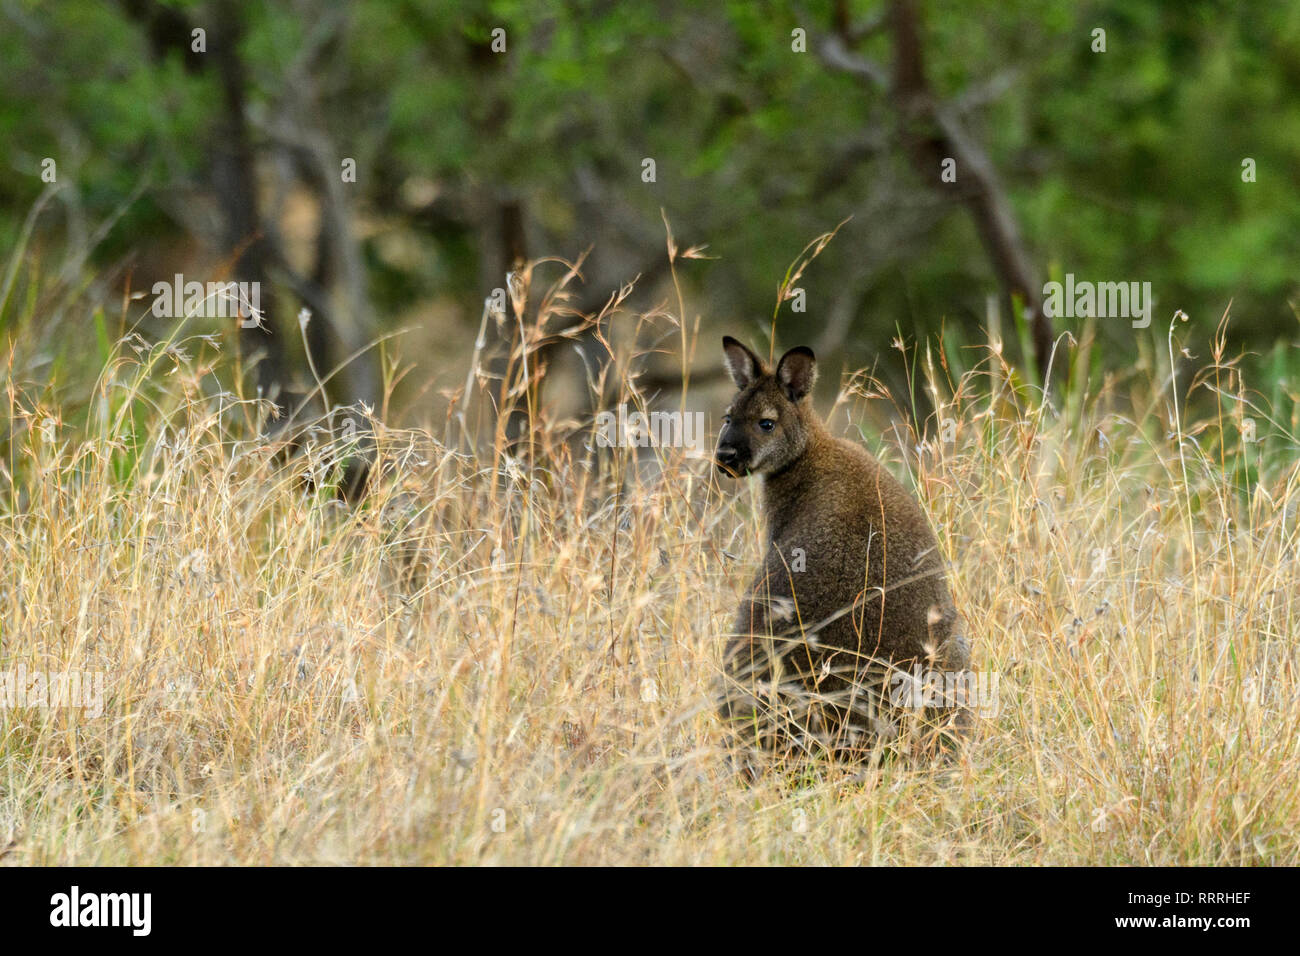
<box><xmin>722</xmin><ymin>336</ymin><xmax>764</xmax><ymax>390</ymax></box>
<box><xmin>775</xmin><ymin>346</ymin><xmax>817</xmax><ymax>401</ymax></box>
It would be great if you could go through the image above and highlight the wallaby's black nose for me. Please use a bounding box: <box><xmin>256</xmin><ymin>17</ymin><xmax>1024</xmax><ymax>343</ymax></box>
<box><xmin>716</xmin><ymin>446</ymin><xmax>742</xmax><ymax>475</ymax></box>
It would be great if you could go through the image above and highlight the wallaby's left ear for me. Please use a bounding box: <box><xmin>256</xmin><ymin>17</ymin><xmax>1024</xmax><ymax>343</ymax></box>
<box><xmin>775</xmin><ymin>346</ymin><xmax>817</xmax><ymax>401</ymax></box>
<box><xmin>722</xmin><ymin>336</ymin><xmax>764</xmax><ymax>390</ymax></box>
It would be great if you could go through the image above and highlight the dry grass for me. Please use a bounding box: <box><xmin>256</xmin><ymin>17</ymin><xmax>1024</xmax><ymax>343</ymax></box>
<box><xmin>2</xmin><ymin>263</ymin><xmax>1298</xmax><ymax>865</ymax></box>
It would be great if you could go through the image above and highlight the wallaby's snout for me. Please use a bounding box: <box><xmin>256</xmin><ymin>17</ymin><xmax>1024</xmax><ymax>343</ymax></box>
<box><xmin>714</xmin><ymin>440</ymin><xmax>744</xmax><ymax>476</ymax></box>
<box><xmin>715</xmin><ymin>335</ymin><xmax>817</xmax><ymax>479</ymax></box>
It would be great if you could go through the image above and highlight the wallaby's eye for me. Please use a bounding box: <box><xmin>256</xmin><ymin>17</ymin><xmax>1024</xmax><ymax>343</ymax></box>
<box><xmin>758</xmin><ymin>419</ymin><xmax>776</xmax><ymax>432</ymax></box>
<box><xmin>722</xmin><ymin>415</ymin><xmax>732</xmax><ymax>425</ymax></box>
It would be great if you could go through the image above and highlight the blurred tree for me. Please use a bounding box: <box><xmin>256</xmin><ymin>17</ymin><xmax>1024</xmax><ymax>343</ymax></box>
<box><xmin>0</xmin><ymin>0</ymin><xmax>1295</xmax><ymax>419</ymax></box>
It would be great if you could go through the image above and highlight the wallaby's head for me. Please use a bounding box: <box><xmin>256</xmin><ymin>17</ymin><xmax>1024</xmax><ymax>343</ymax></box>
<box><xmin>715</xmin><ymin>336</ymin><xmax>818</xmax><ymax>478</ymax></box>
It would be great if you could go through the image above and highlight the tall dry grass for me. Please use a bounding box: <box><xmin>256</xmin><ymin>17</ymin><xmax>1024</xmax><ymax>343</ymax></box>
<box><xmin>1</xmin><ymin>259</ymin><xmax>1298</xmax><ymax>865</ymax></box>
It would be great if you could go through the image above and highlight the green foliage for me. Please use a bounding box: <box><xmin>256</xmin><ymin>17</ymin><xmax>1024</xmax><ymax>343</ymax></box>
<box><xmin>0</xmin><ymin>0</ymin><xmax>1295</xmax><ymax>394</ymax></box>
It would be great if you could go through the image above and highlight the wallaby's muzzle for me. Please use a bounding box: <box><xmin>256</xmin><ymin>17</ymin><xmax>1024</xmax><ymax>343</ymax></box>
<box><xmin>714</xmin><ymin>441</ymin><xmax>748</xmax><ymax>477</ymax></box>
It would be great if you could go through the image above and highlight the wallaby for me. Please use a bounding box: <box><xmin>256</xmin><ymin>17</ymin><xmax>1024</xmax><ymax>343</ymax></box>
<box><xmin>714</xmin><ymin>336</ymin><xmax>969</xmax><ymax>760</ymax></box>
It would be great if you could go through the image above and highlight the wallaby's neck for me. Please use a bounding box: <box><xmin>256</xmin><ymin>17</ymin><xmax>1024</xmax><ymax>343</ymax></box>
<box><xmin>759</xmin><ymin>415</ymin><xmax>832</xmax><ymax>542</ymax></box>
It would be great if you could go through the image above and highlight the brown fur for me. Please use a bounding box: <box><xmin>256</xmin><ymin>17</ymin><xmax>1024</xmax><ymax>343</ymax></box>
<box><xmin>715</xmin><ymin>337</ymin><xmax>969</xmax><ymax>759</ymax></box>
